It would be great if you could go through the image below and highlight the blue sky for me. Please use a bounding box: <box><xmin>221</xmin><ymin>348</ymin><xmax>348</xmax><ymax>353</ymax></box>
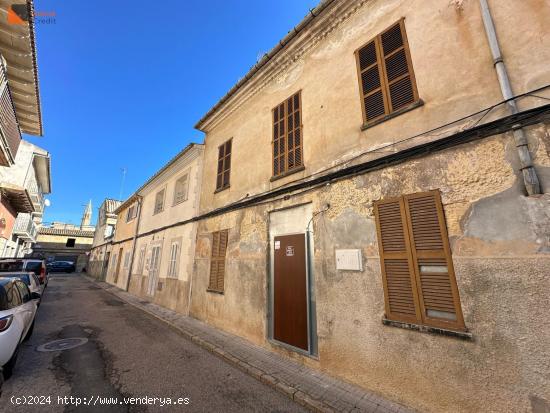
<box><xmin>26</xmin><ymin>0</ymin><xmax>319</xmax><ymax>226</ymax></box>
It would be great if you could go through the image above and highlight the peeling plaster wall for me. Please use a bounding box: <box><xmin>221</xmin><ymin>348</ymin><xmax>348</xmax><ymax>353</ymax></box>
<box><xmin>190</xmin><ymin>126</ymin><xmax>550</xmax><ymax>413</ymax></box>
<box><xmin>198</xmin><ymin>0</ymin><xmax>550</xmax><ymax>215</ymax></box>
<box><xmin>190</xmin><ymin>0</ymin><xmax>550</xmax><ymax>411</ymax></box>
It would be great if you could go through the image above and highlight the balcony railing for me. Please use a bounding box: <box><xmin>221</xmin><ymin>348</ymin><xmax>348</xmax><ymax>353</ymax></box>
<box><xmin>0</xmin><ymin>57</ymin><xmax>22</xmax><ymax>166</ymax></box>
<box><xmin>13</xmin><ymin>213</ymin><xmax>38</xmax><ymax>242</ymax></box>
<box><xmin>25</xmin><ymin>176</ymin><xmax>45</xmax><ymax>213</ymax></box>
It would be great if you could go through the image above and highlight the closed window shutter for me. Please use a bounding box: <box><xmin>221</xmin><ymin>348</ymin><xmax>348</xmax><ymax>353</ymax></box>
<box><xmin>358</xmin><ymin>40</ymin><xmax>386</xmax><ymax>121</ymax></box>
<box><xmin>208</xmin><ymin>229</ymin><xmax>228</xmax><ymax>292</ymax></box>
<box><xmin>375</xmin><ymin>190</ymin><xmax>465</xmax><ymax>331</ymax></box>
<box><xmin>380</xmin><ymin>22</ymin><xmax>416</xmax><ymax>112</ymax></box>
<box><xmin>216</xmin><ymin>140</ymin><xmax>231</xmax><ymax>191</ymax></box>
<box><xmin>273</xmin><ymin>92</ymin><xmax>302</xmax><ymax>177</ymax></box>
<box><xmin>356</xmin><ymin>20</ymin><xmax>418</xmax><ymax>124</ymax></box>
<box><xmin>374</xmin><ymin>197</ymin><xmax>421</xmax><ymax>322</ymax></box>
<box><xmin>403</xmin><ymin>192</ymin><xmax>465</xmax><ymax>329</ymax></box>
<box><xmin>209</xmin><ymin>232</ymin><xmax>220</xmax><ymax>290</ymax></box>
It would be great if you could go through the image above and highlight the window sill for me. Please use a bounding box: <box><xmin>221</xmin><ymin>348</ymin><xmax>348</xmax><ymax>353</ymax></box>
<box><xmin>270</xmin><ymin>165</ymin><xmax>305</xmax><ymax>182</ymax></box>
<box><xmin>214</xmin><ymin>185</ymin><xmax>230</xmax><ymax>194</ymax></box>
<box><xmin>207</xmin><ymin>289</ymin><xmax>224</xmax><ymax>295</ymax></box>
<box><xmin>382</xmin><ymin>318</ymin><xmax>473</xmax><ymax>341</ymax></box>
<box><xmin>152</xmin><ymin>210</ymin><xmax>164</xmax><ymax>216</ymax></box>
<box><xmin>361</xmin><ymin>99</ymin><xmax>424</xmax><ymax>131</ymax></box>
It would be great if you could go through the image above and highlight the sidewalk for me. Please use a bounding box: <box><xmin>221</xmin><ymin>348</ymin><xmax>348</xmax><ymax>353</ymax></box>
<box><xmin>84</xmin><ymin>275</ymin><xmax>415</xmax><ymax>413</ymax></box>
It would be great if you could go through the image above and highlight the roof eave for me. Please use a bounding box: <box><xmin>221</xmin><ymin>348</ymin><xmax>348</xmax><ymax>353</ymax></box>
<box><xmin>194</xmin><ymin>0</ymin><xmax>337</xmax><ymax>132</ymax></box>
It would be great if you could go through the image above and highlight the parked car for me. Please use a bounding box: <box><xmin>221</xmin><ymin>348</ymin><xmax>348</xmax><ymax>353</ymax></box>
<box><xmin>46</xmin><ymin>261</ymin><xmax>75</xmax><ymax>273</ymax></box>
<box><xmin>0</xmin><ymin>259</ymin><xmax>48</xmax><ymax>286</ymax></box>
<box><xmin>0</xmin><ymin>277</ymin><xmax>38</xmax><ymax>379</ymax></box>
<box><xmin>0</xmin><ymin>273</ymin><xmax>42</xmax><ymax>305</ymax></box>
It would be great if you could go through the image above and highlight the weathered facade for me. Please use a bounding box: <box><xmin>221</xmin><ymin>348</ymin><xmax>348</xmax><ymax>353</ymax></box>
<box><xmin>188</xmin><ymin>1</ymin><xmax>550</xmax><ymax>412</ymax></box>
<box><xmin>126</xmin><ymin>144</ymin><xmax>204</xmax><ymax>314</ymax></box>
<box><xmin>105</xmin><ymin>195</ymin><xmax>140</xmax><ymax>289</ymax></box>
<box><xmin>88</xmin><ymin>198</ymin><xmax>122</xmax><ymax>280</ymax></box>
<box><xmin>0</xmin><ymin>140</ymin><xmax>51</xmax><ymax>257</ymax></box>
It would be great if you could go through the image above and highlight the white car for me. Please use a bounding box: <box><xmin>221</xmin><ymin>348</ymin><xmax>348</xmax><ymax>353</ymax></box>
<box><xmin>0</xmin><ymin>273</ymin><xmax>42</xmax><ymax>305</ymax></box>
<box><xmin>0</xmin><ymin>277</ymin><xmax>38</xmax><ymax>379</ymax></box>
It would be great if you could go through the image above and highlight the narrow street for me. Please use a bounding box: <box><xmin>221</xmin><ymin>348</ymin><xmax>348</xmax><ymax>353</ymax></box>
<box><xmin>0</xmin><ymin>273</ymin><xmax>306</xmax><ymax>413</ymax></box>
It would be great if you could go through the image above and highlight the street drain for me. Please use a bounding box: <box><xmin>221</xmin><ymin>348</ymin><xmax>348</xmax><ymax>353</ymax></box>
<box><xmin>37</xmin><ymin>338</ymin><xmax>88</xmax><ymax>352</ymax></box>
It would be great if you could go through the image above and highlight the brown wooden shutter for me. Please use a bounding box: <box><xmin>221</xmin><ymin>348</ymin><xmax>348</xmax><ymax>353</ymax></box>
<box><xmin>380</xmin><ymin>21</ymin><xmax>417</xmax><ymax>112</ymax></box>
<box><xmin>356</xmin><ymin>20</ymin><xmax>418</xmax><ymax>124</ymax></box>
<box><xmin>375</xmin><ymin>191</ymin><xmax>465</xmax><ymax>331</ymax></box>
<box><xmin>216</xmin><ymin>140</ymin><xmax>232</xmax><ymax>191</ymax></box>
<box><xmin>209</xmin><ymin>232</ymin><xmax>219</xmax><ymax>290</ymax></box>
<box><xmin>272</xmin><ymin>92</ymin><xmax>302</xmax><ymax>177</ymax></box>
<box><xmin>374</xmin><ymin>197</ymin><xmax>421</xmax><ymax>323</ymax></box>
<box><xmin>403</xmin><ymin>191</ymin><xmax>465</xmax><ymax>330</ymax></box>
<box><xmin>208</xmin><ymin>229</ymin><xmax>228</xmax><ymax>292</ymax></box>
<box><xmin>357</xmin><ymin>40</ymin><xmax>387</xmax><ymax>121</ymax></box>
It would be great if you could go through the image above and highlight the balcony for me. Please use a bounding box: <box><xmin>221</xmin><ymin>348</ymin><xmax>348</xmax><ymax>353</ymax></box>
<box><xmin>0</xmin><ymin>56</ymin><xmax>22</xmax><ymax>166</ymax></box>
<box><xmin>25</xmin><ymin>175</ymin><xmax>45</xmax><ymax>213</ymax></box>
<box><xmin>13</xmin><ymin>213</ymin><xmax>38</xmax><ymax>242</ymax></box>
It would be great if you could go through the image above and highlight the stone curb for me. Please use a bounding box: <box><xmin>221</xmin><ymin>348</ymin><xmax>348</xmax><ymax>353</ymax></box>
<box><xmin>83</xmin><ymin>275</ymin><xmax>411</xmax><ymax>413</ymax></box>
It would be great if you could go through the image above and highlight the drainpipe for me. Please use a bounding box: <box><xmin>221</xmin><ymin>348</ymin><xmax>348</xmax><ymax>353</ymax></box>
<box><xmin>125</xmin><ymin>195</ymin><xmax>142</xmax><ymax>292</ymax></box>
<box><xmin>479</xmin><ymin>0</ymin><xmax>541</xmax><ymax>195</ymax></box>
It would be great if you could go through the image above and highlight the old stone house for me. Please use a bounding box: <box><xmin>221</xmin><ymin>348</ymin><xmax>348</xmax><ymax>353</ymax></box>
<box><xmin>89</xmin><ymin>198</ymin><xmax>122</xmax><ymax>280</ymax></box>
<box><xmin>125</xmin><ymin>144</ymin><xmax>204</xmax><ymax>314</ymax></box>
<box><xmin>188</xmin><ymin>1</ymin><xmax>550</xmax><ymax>412</ymax></box>
<box><xmin>105</xmin><ymin>195</ymin><xmax>140</xmax><ymax>290</ymax></box>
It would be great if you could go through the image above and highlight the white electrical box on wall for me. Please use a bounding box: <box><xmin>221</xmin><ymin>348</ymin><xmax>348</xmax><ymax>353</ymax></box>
<box><xmin>335</xmin><ymin>249</ymin><xmax>363</xmax><ymax>271</ymax></box>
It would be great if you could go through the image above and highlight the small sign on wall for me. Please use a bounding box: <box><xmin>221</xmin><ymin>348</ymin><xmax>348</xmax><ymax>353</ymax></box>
<box><xmin>335</xmin><ymin>249</ymin><xmax>363</xmax><ymax>271</ymax></box>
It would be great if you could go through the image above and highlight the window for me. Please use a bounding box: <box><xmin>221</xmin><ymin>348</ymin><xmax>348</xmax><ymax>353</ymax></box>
<box><xmin>272</xmin><ymin>91</ymin><xmax>303</xmax><ymax>177</ymax></box>
<box><xmin>173</xmin><ymin>174</ymin><xmax>189</xmax><ymax>205</ymax></box>
<box><xmin>154</xmin><ymin>189</ymin><xmax>165</xmax><ymax>214</ymax></box>
<box><xmin>167</xmin><ymin>241</ymin><xmax>180</xmax><ymax>278</ymax></box>
<box><xmin>216</xmin><ymin>140</ymin><xmax>231</xmax><ymax>191</ymax></box>
<box><xmin>123</xmin><ymin>251</ymin><xmax>131</xmax><ymax>269</ymax></box>
<box><xmin>373</xmin><ymin>190</ymin><xmax>465</xmax><ymax>331</ymax></box>
<box><xmin>356</xmin><ymin>20</ymin><xmax>419</xmax><ymax>125</ymax></box>
<box><xmin>66</xmin><ymin>238</ymin><xmax>76</xmax><ymax>247</ymax></box>
<box><xmin>126</xmin><ymin>204</ymin><xmax>137</xmax><ymax>222</ymax></box>
<box><xmin>5</xmin><ymin>282</ymin><xmax>21</xmax><ymax>308</ymax></box>
<box><xmin>15</xmin><ymin>281</ymin><xmax>30</xmax><ymax>303</ymax></box>
<box><xmin>137</xmin><ymin>245</ymin><xmax>146</xmax><ymax>274</ymax></box>
<box><xmin>208</xmin><ymin>229</ymin><xmax>228</xmax><ymax>292</ymax></box>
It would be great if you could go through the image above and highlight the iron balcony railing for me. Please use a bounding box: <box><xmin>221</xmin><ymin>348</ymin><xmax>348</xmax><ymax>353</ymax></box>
<box><xmin>13</xmin><ymin>213</ymin><xmax>38</xmax><ymax>242</ymax></box>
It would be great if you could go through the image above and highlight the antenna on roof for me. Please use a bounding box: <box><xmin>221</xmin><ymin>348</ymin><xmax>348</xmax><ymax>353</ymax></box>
<box><xmin>119</xmin><ymin>167</ymin><xmax>127</xmax><ymax>201</ymax></box>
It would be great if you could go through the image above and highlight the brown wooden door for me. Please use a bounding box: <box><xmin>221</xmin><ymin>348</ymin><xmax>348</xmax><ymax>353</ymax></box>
<box><xmin>273</xmin><ymin>234</ymin><xmax>308</xmax><ymax>351</ymax></box>
<box><xmin>114</xmin><ymin>248</ymin><xmax>123</xmax><ymax>283</ymax></box>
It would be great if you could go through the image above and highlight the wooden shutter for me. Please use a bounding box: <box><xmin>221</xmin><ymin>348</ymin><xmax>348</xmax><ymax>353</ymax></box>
<box><xmin>208</xmin><ymin>229</ymin><xmax>228</xmax><ymax>292</ymax></box>
<box><xmin>216</xmin><ymin>140</ymin><xmax>231</xmax><ymax>191</ymax></box>
<box><xmin>356</xmin><ymin>20</ymin><xmax>418</xmax><ymax>124</ymax></box>
<box><xmin>374</xmin><ymin>197</ymin><xmax>421</xmax><ymax>323</ymax></box>
<box><xmin>403</xmin><ymin>191</ymin><xmax>465</xmax><ymax>330</ymax></box>
<box><xmin>374</xmin><ymin>190</ymin><xmax>465</xmax><ymax>331</ymax></box>
<box><xmin>272</xmin><ymin>92</ymin><xmax>302</xmax><ymax>177</ymax></box>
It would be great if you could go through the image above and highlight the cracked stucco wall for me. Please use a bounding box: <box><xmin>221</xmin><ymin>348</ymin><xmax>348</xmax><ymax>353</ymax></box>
<box><xmin>190</xmin><ymin>124</ymin><xmax>550</xmax><ymax>413</ymax></box>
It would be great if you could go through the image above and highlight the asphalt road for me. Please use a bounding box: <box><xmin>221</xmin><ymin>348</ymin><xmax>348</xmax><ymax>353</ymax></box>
<box><xmin>0</xmin><ymin>273</ymin><xmax>307</xmax><ymax>413</ymax></box>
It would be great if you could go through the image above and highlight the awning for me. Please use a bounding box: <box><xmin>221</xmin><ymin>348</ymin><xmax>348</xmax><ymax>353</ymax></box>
<box><xmin>0</xmin><ymin>0</ymin><xmax>42</xmax><ymax>136</ymax></box>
